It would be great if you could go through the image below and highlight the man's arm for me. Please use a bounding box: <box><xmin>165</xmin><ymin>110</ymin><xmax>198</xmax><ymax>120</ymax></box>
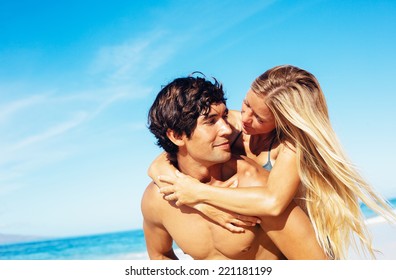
<box><xmin>141</xmin><ymin>182</ymin><xmax>178</xmax><ymax>260</ymax></box>
<box><xmin>142</xmin><ymin>219</ymin><xmax>178</xmax><ymax>260</ymax></box>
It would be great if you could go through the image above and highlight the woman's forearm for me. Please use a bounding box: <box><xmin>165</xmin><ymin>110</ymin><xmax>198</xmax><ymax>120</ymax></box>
<box><xmin>159</xmin><ymin>172</ymin><xmax>296</xmax><ymax>216</ymax></box>
<box><xmin>198</xmin><ymin>185</ymin><xmax>287</xmax><ymax>217</ymax></box>
<box><xmin>148</xmin><ymin>152</ymin><xmax>177</xmax><ymax>187</ymax></box>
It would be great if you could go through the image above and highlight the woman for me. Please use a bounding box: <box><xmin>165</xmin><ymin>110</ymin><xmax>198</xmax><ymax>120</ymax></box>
<box><xmin>150</xmin><ymin>65</ymin><xmax>396</xmax><ymax>259</ymax></box>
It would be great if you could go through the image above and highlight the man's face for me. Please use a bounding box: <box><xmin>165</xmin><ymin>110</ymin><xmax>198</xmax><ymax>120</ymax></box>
<box><xmin>181</xmin><ymin>103</ymin><xmax>232</xmax><ymax>167</ymax></box>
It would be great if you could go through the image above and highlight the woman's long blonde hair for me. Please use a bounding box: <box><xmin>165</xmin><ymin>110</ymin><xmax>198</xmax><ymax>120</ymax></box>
<box><xmin>252</xmin><ymin>65</ymin><xmax>396</xmax><ymax>259</ymax></box>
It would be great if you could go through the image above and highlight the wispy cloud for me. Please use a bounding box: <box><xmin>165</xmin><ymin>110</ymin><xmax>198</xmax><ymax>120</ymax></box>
<box><xmin>7</xmin><ymin>112</ymin><xmax>88</xmax><ymax>153</ymax></box>
<box><xmin>92</xmin><ymin>39</ymin><xmax>151</xmax><ymax>81</ymax></box>
<box><xmin>0</xmin><ymin>86</ymin><xmax>137</xmax><ymax>195</ymax></box>
<box><xmin>0</xmin><ymin>95</ymin><xmax>46</xmax><ymax>124</ymax></box>
<box><xmin>89</xmin><ymin>1</ymin><xmax>274</xmax><ymax>87</ymax></box>
<box><xmin>0</xmin><ymin>183</ymin><xmax>23</xmax><ymax>197</ymax></box>
<box><xmin>128</xmin><ymin>121</ymin><xmax>147</xmax><ymax>132</ymax></box>
<box><xmin>90</xmin><ymin>30</ymin><xmax>177</xmax><ymax>84</ymax></box>
<box><xmin>0</xmin><ymin>19</ymin><xmax>185</xmax><ymax>199</ymax></box>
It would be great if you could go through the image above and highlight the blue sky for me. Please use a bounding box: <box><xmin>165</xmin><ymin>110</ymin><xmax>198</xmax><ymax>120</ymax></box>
<box><xmin>1</xmin><ymin>0</ymin><xmax>395</xmax><ymax>238</ymax></box>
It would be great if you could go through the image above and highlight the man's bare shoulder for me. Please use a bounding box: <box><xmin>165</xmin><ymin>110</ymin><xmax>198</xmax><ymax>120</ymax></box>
<box><xmin>141</xmin><ymin>182</ymin><xmax>165</xmax><ymax>222</ymax></box>
<box><xmin>142</xmin><ymin>181</ymin><xmax>160</xmax><ymax>200</ymax></box>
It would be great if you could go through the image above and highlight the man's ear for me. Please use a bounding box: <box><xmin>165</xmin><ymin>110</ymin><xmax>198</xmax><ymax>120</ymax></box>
<box><xmin>166</xmin><ymin>129</ymin><xmax>185</xmax><ymax>147</ymax></box>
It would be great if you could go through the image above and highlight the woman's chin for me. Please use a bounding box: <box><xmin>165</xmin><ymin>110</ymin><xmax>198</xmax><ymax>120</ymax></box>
<box><xmin>242</xmin><ymin>127</ymin><xmax>255</xmax><ymax>135</ymax></box>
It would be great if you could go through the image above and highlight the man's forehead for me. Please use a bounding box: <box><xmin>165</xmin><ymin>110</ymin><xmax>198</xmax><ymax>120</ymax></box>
<box><xmin>206</xmin><ymin>103</ymin><xmax>227</xmax><ymax>115</ymax></box>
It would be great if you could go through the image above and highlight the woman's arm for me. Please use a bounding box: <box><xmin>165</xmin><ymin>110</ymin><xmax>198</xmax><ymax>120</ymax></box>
<box><xmin>159</xmin><ymin>143</ymin><xmax>300</xmax><ymax>217</ymax></box>
<box><xmin>147</xmin><ymin>152</ymin><xmax>176</xmax><ymax>187</ymax></box>
<box><xmin>155</xmin><ymin>146</ymin><xmax>328</xmax><ymax>260</ymax></box>
<box><xmin>193</xmin><ymin>203</ymin><xmax>260</xmax><ymax>233</ymax></box>
<box><xmin>147</xmin><ymin>152</ymin><xmax>259</xmax><ymax>232</ymax></box>
<box><xmin>260</xmin><ymin>200</ymin><xmax>328</xmax><ymax>259</ymax></box>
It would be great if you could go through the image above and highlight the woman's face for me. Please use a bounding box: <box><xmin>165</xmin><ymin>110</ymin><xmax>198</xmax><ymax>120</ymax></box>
<box><xmin>241</xmin><ymin>89</ymin><xmax>276</xmax><ymax>135</ymax></box>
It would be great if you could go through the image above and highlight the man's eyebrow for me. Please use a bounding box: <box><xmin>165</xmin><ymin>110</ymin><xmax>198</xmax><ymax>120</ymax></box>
<box><xmin>205</xmin><ymin>108</ymin><xmax>228</xmax><ymax>119</ymax></box>
<box><xmin>204</xmin><ymin>113</ymin><xmax>218</xmax><ymax>119</ymax></box>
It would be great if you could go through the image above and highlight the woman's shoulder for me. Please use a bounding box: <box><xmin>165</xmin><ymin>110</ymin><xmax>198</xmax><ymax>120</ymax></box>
<box><xmin>278</xmin><ymin>140</ymin><xmax>296</xmax><ymax>153</ymax></box>
<box><xmin>269</xmin><ymin>140</ymin><xmax>298</xmax><ymax>173</ymax></box>
<box><xmin>272</xmin><ymin>140</ymin><xmax>296</xmax><ymax>158</ymax></box>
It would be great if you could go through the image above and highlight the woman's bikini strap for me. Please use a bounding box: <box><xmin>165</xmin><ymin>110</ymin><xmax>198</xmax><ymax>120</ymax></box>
<box><xmin>263</xmin><ymin>136</ymin><xmax>276</xmax><ymax>171</ymax></box>
<box><xmin>267</xmin><ymin>136</ymin><xmax>276</xmax><ymax>161</ymax></box>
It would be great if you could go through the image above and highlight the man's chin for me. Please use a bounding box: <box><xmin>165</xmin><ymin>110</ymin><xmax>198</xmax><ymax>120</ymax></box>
<box><xmin>212</xmin><ymin>153</ymin><xmax>232</xmax><ymax>164</ymax></box>
<box><xmin>222</xmin><ymin>153</ymin><xmax>232</xmax><ymax>162</ymax></box>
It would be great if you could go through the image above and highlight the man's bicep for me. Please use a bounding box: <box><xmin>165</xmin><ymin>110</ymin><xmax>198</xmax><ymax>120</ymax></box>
<box><xmin>141</xmin><ymin>182</ymin><xmax>178</xmax><ymax>259</ymax></box>
<box><xmin>143</xmin><ymin>219</ymin><xmax>177</xmax><ymax>260</ymax></box>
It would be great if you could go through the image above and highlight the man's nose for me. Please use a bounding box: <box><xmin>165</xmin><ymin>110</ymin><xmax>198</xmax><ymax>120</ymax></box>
<box><xmin>219</xmin><ymin>119</ymin><xmax>232</xmax><ymax>136</ymax></box>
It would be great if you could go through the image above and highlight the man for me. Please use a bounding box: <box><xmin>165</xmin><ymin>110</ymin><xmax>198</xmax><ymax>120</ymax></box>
<box><xmin>142</xmin><ymin>75</ymin><xmax>325</xmax><ymax>260</ymax></box>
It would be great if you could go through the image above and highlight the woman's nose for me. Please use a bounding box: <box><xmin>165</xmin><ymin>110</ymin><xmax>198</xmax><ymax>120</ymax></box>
<box><xmin>241</xmin><ymin>108</ymin><xmax>252</xmax><ymax>124</ymax></box>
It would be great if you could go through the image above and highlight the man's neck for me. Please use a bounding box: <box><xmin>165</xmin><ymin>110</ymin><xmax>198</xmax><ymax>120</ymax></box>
<box><xmin>177</xmin><ymin>156</ymin><xmax>223</xmax><ymax>184</ymax></box>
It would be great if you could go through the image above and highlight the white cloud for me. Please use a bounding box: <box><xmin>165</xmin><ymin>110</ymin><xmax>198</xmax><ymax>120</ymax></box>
<box><xmin>0</xmin><ymin>183</ymin><xmax>23</xmax><ymax>197</ymax></box>
<box><xmin>9</xmin><ymin>112</ymin><xmax>88</xmax><ymax>152</ymax></box>
<box><xmin>129</xmin><ymin>121</ymin><xmax>146</xmax><ymax>132</ymax></box>
<box><xmin>0</xmin><ymin>80</ymin><xmax>150</xmax><ymax>194</ymax></box>
<box><xmin>0</xmin><ymin>23</ymin><xmax>182</xmax><ymax>203</ymax></box>
<box><xmin>0</xmin><ymin>95</ymin><xmax>46</xmax><ymax>124</ymax></box>
<box><xmin>90</xmin><ymin>30</ymin><xmax>179</xmax><ymax>84</ymax></box>
<box><xmin>92</xmin><ymin>39</ymin><xmax>150</xmax><ymax>80</ymax></box>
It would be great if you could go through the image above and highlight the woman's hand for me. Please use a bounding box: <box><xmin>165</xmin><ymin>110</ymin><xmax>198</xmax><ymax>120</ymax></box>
<box><xmin>158</xmin><ymin>170</ymin><xmax>238</xmax><ymax>207</ymax></box>
<box><xmin>192</xmin><ymin>203</ymin><xmax>260</xmax><ymax>233</ymax></box>
<box><xmin>211</xmin><ymin>174</ymin><xmax>239</xmax><ymax>188</ymax></box>
<box><xmin>158</xmin><ymin>170</ymin><xmax>203</xmax><ymax>206</ymax></box>
<box><xmin>148</xmin><ymin>152</ymin><xmax>176</xmax><ymax>188</ymax></box>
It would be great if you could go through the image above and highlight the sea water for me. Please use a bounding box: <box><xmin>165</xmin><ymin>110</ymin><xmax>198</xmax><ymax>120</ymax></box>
<box><xmin>1</xmin><ymin>198</ymin><xmax>395</xmax><ymax>260</ymax></box>
<box><xmin>0</xmin><ymin>230</ymin><xmax>148</xmax><ymax>260</ymax></box>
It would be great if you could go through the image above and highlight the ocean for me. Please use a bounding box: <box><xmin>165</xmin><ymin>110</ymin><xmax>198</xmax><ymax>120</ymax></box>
<box><xmin>0</xmin><ymin>230</ymin><xmax>149</xmax><ymax>260</ymax></box>
<box><xmin>1</xmin><ymin>198</ymin><xmax>395</xmax><ymax>260</ymax></box>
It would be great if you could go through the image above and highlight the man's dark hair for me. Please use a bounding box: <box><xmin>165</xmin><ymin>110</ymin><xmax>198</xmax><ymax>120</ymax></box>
<box><xmin>148</xmin><ymin>75</ymin><xmax>226</xmax><ymax>166</ymax></box>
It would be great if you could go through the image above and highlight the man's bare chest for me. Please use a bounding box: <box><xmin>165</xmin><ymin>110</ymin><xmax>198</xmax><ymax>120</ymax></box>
<box><xmin>163</xmin><ymin>204</ymin><xmax>260</xmax><ymax>259</ymax></box>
